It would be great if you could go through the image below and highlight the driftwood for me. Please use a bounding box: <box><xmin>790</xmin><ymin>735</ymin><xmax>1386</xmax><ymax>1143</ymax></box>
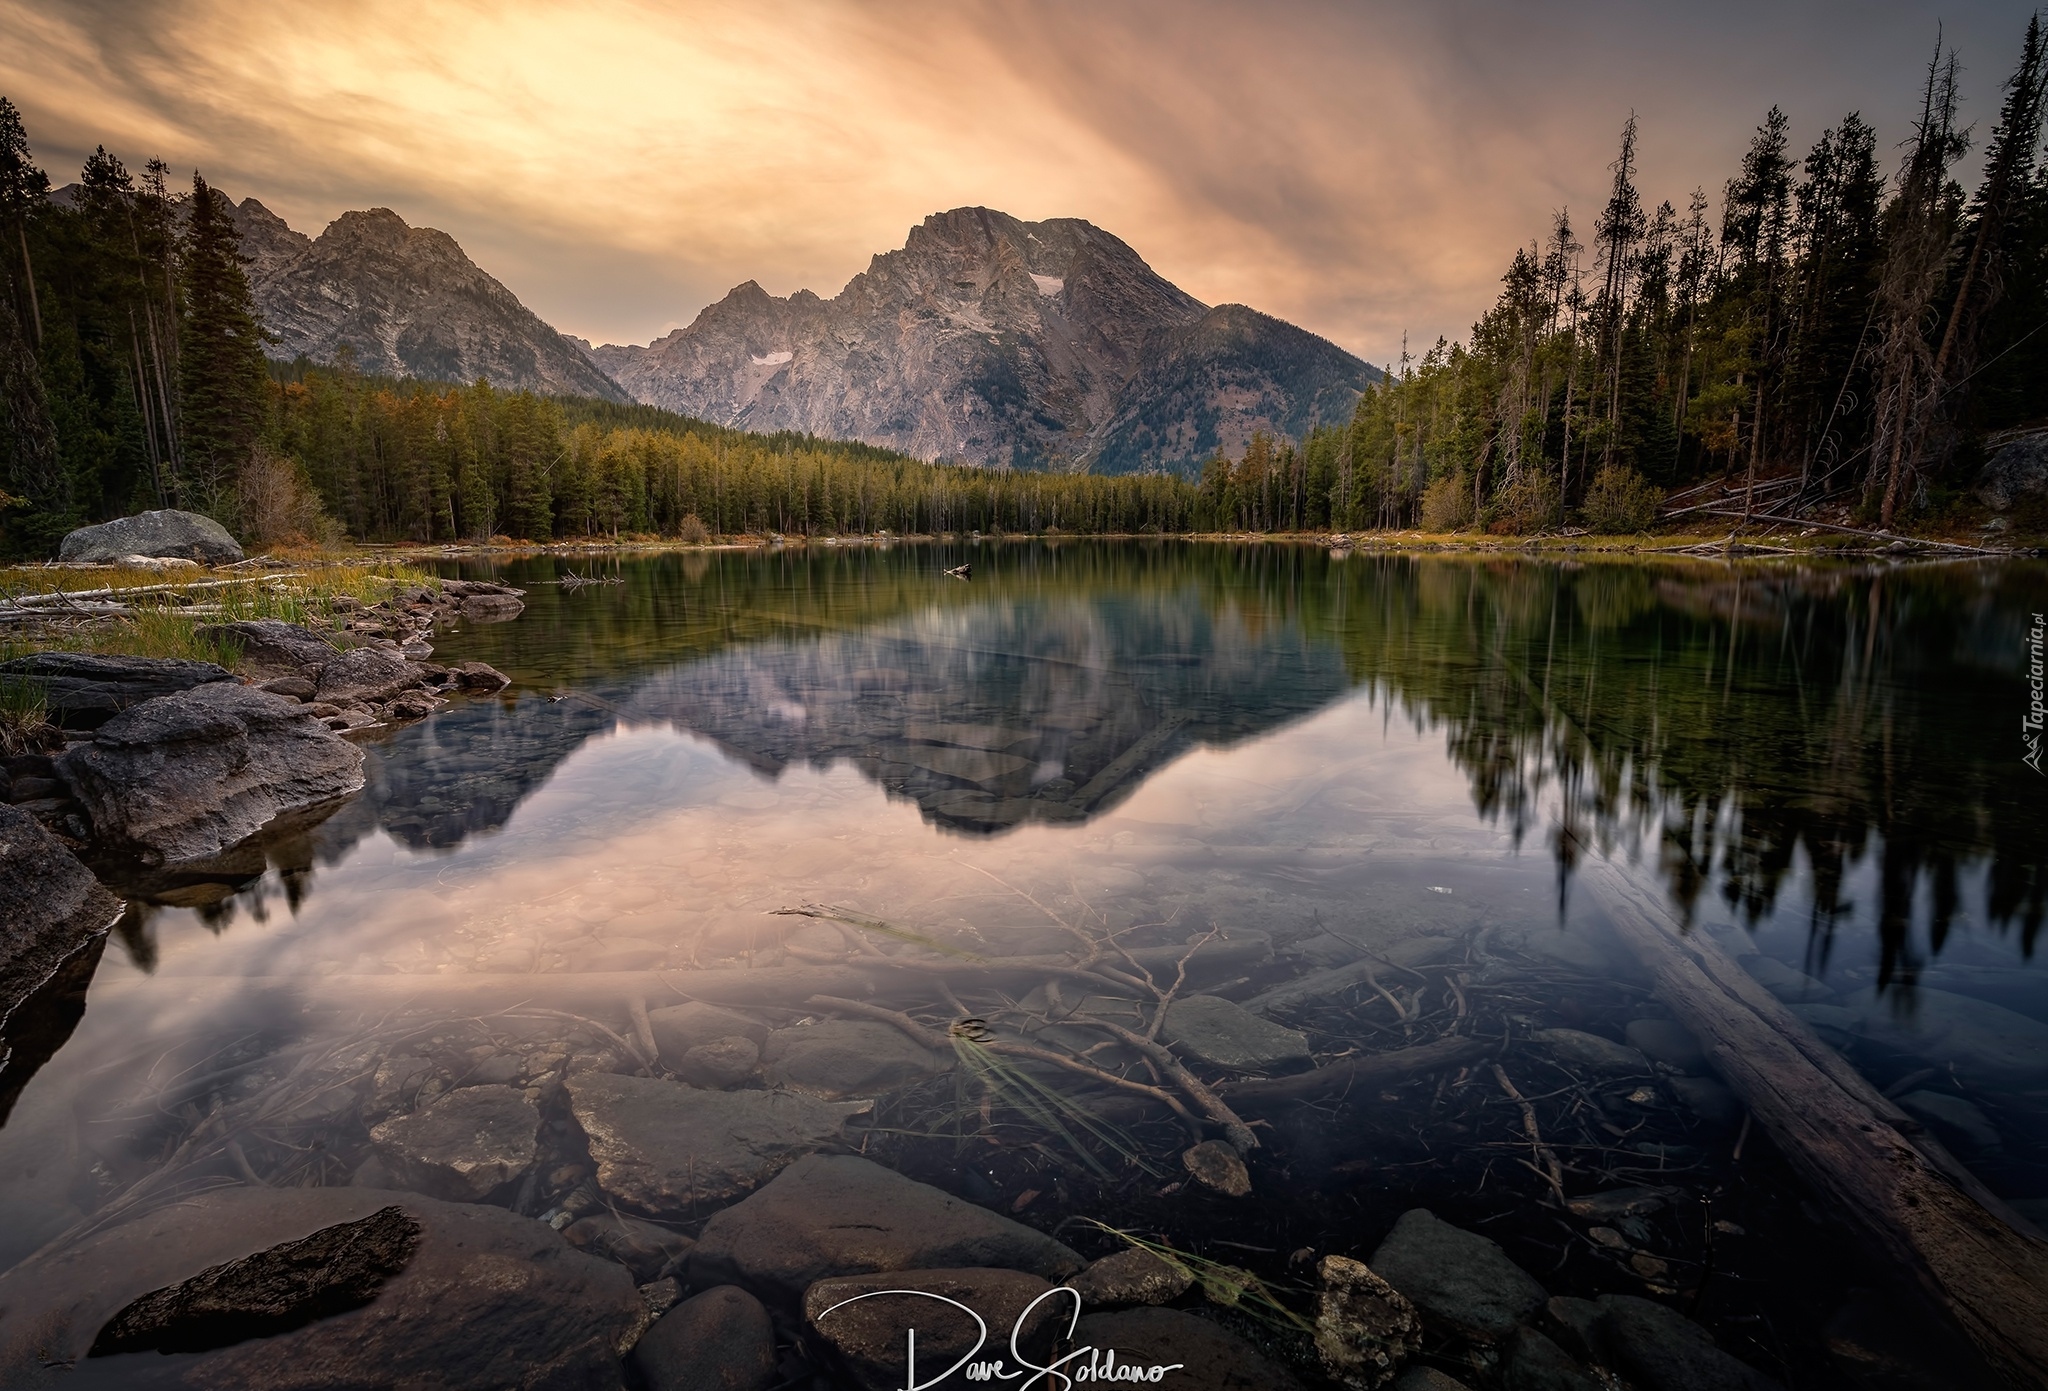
<box><xmin>1579</xmin><ymin>854</ymin><xmax>2048</xmax><ymax>1390</ymax></box>
<box><xmin>1217</xmin><ymin>1034</ymin><xmax>1489</xmax><ymax>1106</ymax></box>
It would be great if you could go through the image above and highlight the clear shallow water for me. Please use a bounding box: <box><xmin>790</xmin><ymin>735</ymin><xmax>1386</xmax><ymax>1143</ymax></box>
<box><xmin>2</xmin><ymin>542</ymin><xmax>2045</xmax><ymax>1386</ymax></box>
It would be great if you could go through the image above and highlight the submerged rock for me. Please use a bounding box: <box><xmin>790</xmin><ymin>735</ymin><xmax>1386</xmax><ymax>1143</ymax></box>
<box><xmin>0</xmin><ymin>802</ymin><xmax>121</xmax><ymax>1028</ymax></box>
<box><xmin>1532</xmin><ymin>1028</ymin><xmax>1650</xmax><ymax>1075</ymax></box>
<box><xmin>1182</xmin><ymin>1139</ymin><xmax>1252</xmax><ymax>1196</ymax></box>
<box><xmin>679</xmin><ymin>1036</ymin><xmax>761</xmax><ymax>1088</ymax></box>
<box><xmin>1161</xmin><ymin>994</ymin><xmax>1312</xmax><ymax>1072</ymax></box>
<box><xmin>1589</xmin><ymin>1293</ymin><xmax>1781</xmax><ymax>1391</ymax></box>
<box><xmin>59</xmin><ymin>509</ymin><xmax>243</xmax><ymax>565</ymax></box>
<box><xmin>57</xmin><ymin>682</ymin><xmax>366</xmax><ymax>865</ymax></box>
<box><xmin>1828</xmin><ymin>987</ymin><xmax>2048</xmax><ymax>1088</ymax></box>
<box><xmin>648</xmin><ymin>1001</ymin><xmax>769</xmax><ymax>1061</ymax></box>
<box><xmin>1070</xmin><ymin>1246</ymin><xmax>1194</xmax><ymax>1307</ymax></box>
<box><xmin>1896</xmin><ymin>1091</ymin><xmax>2001</xmax><ymax>1151</ymax></box>
<box><xmin>690</xmin><ymin>1154</ymin><xmax>1084</xmax><ymax>1299</ymax></box>
<box><xmin>563</xmin><ymin>1212</ymin><xmax>694</xmax><ymax>1283</ymax></box>
<box><xmin>567</xmin><ymin>1073</ymin><xmax>866</xmax><ymax>1214</ymax></box>
<box><xmin>89</xmin><ymin>1205</ymin><xmax>421</xmax><ymax>1356</ymax></box>
<box><xmin>0</xmin><ymin>1185</ymin><xmax>640</xmax><ymax>1390</ymax></box>
<box><xmin>762</xmin><ymin>1018</ymin><xmax>945</xmax><ymax>1097</ymax></box>
<box><xmin>1391</xmin><ymin>1371</ymin><xmax>1476</xmax><ymax>1391</ymax></box>
<box><xmin>368</xmin><ymin>1084</ymin><xmax>539</xmax><ymax>1202</ymax></box>
<box><xmin>1368</xmin><ymin>1209</ymin><xmax>1547</xmax><ymax>1343</ymax></box>
<box><xmin>1624</xmin><ymin>1019</ymin><xmax>1708</xmax><ymax>1075</ymax></box>
<box><xmin>632</xmin><ymin>1284</ymin><xmax>777</xmax><ymax>1391</ymax></box>
<box><xmin>1315</xmin><ymin>1254</ymin><xmax>1422</xmax><ymax>1389</ymax></box>
<box><xmin>1502</xmin><ymin>1325</ymin><xmax>1604</xmax><ymax>1391</ymax></box>
<box><xmin>0</xmin><ymin>653</ymin><xmax>234</xmax><ymax>730</ymax></box>
<box><xmin>805</xmin><ymin>1267</ymin><xmax>1063</xmax><ymax>1391</ymax></box>
<box><xmin>1074</xmin><ymin>1307</ymin><xmax>1307</xmax><ymax>1391</ymax></box>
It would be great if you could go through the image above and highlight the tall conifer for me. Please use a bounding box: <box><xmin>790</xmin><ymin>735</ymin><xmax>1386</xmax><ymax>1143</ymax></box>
<box><xmin>177</xmin><ymin>173</ymin><xmax>267</xmax><ymax>520</ymax></box>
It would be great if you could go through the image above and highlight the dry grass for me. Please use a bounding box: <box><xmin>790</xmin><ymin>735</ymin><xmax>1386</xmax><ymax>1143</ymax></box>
<box><xmin>0</xmin><ymin>558</ymin><xmax>436</xmax><ymax>670</ymax></box>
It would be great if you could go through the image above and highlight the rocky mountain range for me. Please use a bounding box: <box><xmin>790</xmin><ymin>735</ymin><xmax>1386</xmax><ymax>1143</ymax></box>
<box><xmin>191</xmin><ymin>194</ymin><xmax>1372</xmax><ymax>472</ymax></box>
<box><xmin>227</xmin><ymin>199</ymin><xmax>628</xmax><ymax>402</ymax></box>
<box><xmin>589</xmin><ymin>208</ymin><xmax>1377</xmax><ymax>474</ymax></box>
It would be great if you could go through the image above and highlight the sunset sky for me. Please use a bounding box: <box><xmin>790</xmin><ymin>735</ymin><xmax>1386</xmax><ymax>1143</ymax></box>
<box><xmin>1</xmin><ymin>1</ymin><xmax>2035</xmax><ymax>365</ymax></box>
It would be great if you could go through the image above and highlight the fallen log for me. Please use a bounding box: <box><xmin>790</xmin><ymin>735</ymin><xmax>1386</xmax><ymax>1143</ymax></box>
<box><xmin>1579</xmin><ymin>853</ymin><xmax>2048</xmax><ymax>1390</ymax></box>
<box><xmin>1216</xmin><ymin>1034</ymin><xmax>1489</xmax><ymax>1106</ymax></box>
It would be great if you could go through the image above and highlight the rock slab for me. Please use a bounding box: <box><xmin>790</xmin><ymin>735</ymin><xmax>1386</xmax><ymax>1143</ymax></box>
<box><xmin>567</xmin><ymin>1072</ymin><xmax>866</xmax><ymax>1214</ymax></box>
<box><xmin>0</xmin><ymin>1185</ymin><xmax>641</xmax><ymax>1390</ymax></box>
<box><xmin>1315</xmin><ymin>1254</ymin><xmax>1422</xmax><ymax>1390</ymax></box>
<box><xmin>690</xmin><ymin>1154</ymin><xmax>1084</xmax><ymax>1299</ymax></box>
<box><xmin>59</xmin><ymin>509</ymin><xmax>244</xmax><ymax>565</ymax></box>
<box><xmin>762</xmin><ymin>1018</ymin><xmax>945</xmax><ymax>1097</ymax></box>
<box><xmin>1369</xmin><ymin>1209</ymin><xmax>1547</xmax><ymax>1343</ymax></box>
<box><xmin>1162</xmin><ymin>993</ymin><xmax>1312</xmax><ymax>1072</ymax></box>
<box><xmin>369</xmin><ymin>1084</ymin><xmax>539</xmax><ymax>1201</ymax></box>
<box><xmin>57</xmin><ymin>682</ymin><xmax>366</xmax><ymax>864</ymax></box>
<box><xmin>805</xmin><ymin>1267</ymin><xmax>1063</xmax><ymax>1391</ymax></box>
<box><xmin>631</xmin><ymin>1284</ymin><xmax>777</xmax><ymax>1391</ymax></box>
<box><xmin>197</xmin><ymin>619</ymin><xmax>345</xmax><ymax>681</ymax></box>
<box><xmin>89</xmin><ymin>1205</ymin><xmax>421</xmax><ymax>1356</ymax></box>
<box><xmin>0</xmin><ymin>803</ymin><xmax>120</xmax><ymax>1027</ymax></box>
<box><xmin>0</xmin><ymin>653</ymin><xmax>234</xmax><ymax>730</ymax></box>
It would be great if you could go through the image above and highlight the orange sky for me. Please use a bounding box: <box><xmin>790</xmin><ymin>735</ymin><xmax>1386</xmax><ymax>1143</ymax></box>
<box><xmin>1</xmin><ymin>0</ymin><xmax>2033</xmax><ymax>364</ymax></box>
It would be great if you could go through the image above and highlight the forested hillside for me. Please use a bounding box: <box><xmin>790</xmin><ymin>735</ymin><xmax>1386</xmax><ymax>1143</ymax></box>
<box><xmin>4</xmin><ymin>19</ymin><xmax>2045</xmax><ymax>552</ymax></box>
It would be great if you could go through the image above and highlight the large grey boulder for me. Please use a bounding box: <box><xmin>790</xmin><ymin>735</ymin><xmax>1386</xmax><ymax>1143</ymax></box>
<box><xmin>567</xmin><ymin>1073</ymin><xmax>867</xmax><ymax>1215</ymax></box>
<box><xmin>0</xmin><ymin>803</ymin><xmax>120</xmax><ymax>1029</ymax></box>
<box><xmin>58</xmin><ymin>509</ymin><xmax>244</xmax><ymax>565</ymax></box>
<box><xmin>314</xmin><ymin>646</ymin><xmax>421</xmax><ymax>705</ymax></box>
<box><xmin>690</xmin><ymin>1154</ymin><xmax>1084</xmax><ymax>1299</ymax></box>
<box><xmin>1976</xmin><ymin>431</ymin><xmax>2048</xmax><ymax>511</ymax></box>
<box><xmin>0</xmin><ymin>653</ymin><xmax>234</xmax><ymax>730</ymax></box>
<box><xmin>1368</xmin><ymin>1209</ymin><xmax>1547</xmax><ymax>1343</ymax></box>
<box><xmin>57</xmin><ymin>682</ymin><xmax>366</xmax><ymax>865</ymax></box>
<box><xmin>0</xmin><ymin>1185</ymin><xmax>641</xmax><ymax>1390</ymax></box>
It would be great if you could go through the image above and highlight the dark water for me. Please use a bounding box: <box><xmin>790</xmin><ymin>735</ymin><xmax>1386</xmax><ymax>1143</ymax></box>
<box><xmin>2</xmin><ymin>541</ymin><xmax>2044</xmax><ymax>1387</ymax></box>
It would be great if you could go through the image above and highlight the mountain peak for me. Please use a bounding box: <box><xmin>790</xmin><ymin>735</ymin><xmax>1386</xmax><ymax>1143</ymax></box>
<box><xmin>592</xmin><ymin>207</ymin><xmax>1366</xmax><ymax>471</ymax></box>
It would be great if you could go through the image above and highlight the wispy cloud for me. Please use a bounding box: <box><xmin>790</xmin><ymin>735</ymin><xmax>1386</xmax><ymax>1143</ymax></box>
<box><xmin>0</xmin><ymin>0</ymin><xmax>2028</xmax><ymax>360</ymax></box>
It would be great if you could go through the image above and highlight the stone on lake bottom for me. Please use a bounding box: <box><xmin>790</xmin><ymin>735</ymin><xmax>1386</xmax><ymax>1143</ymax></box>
<box><xmin>1624</xmin><ymin>1019</ymin><xmax>1708</xmax><ymax>1075</ymax></box>
<box><xmin>1070</xmin><ymin>1246</ymin><xmax>1193</xmax><ymax>1306</ymax></box>
<box><xmin>679</xmin><ymin>1035</ymin><xmax>761</xmax><ymax>1087</ymax></box>
<box><xmin>1503</xmin><ymin>1325</ymin><xmax>1604</xmax><ymax>1391</ymax></box>
<box><xmin>1161</xmin><ymin>993</ymin><xmax>1312</xmax><ymax>1073</ymax></box>
<box><xmin>689</xmin><ymin>1154</ymin><xmax>1084</xmax><ymax>1299</ymax></box>
<box><xmin>1392</xmin><ymin>1370</ymin><xmax>1476</xmax><ymax>1391</ymax></box>
<box><xmin>648</xmin><ymin>1001</ymin><xmax>770</xmax><ymax>1061</ymax></box>
<box><xmin>1368</xmin><ymin>1209</ymin><xmax>1547</xmax><ymax>1343</ymax></box>
<box><xmin>631</xmin><ymin>1284</ymin><xmax>777</xmax><ymax>1391</ymax></box>
<box><xmin>0</xmin><ymin>1186</ymin><xmax>640</xmax><ymax>1390</ymax></box>
<box><xmin>1589</xmin><ymin>1293</ymin><xmax>1781</xmax><ymax>1391</ymax></box>
<box><xmin>762</xmin><ymin>1018</ymin><xmax>945</xmax><ymax>1098</ymax></box>
<box><xmin>568</xmin><ymin>1072</ymin><xmax>867</xmax><ymax>1215</ymax></box>
<box><xmin>368</xmin><ymin>1083</ymin><xmax>539</xmax><ymax>1202</ymax></box>
<box><xmin>1315</xmin><ymin>1254</ymin><xmax>1421</xmax><ymax>1389</ymax></box>
<box><xmin>1182</xmin><ymin>1139</ymin><xmax>1252</xmax><ymax>1196</ymax></box>
<box><xmin>563</xmin><ymin>1212</ymin><xmax>695</xmax><ymax>1283</ymax></box>
<box><xmin>89</xmin><ymin>1205</ymin><xmax>421</xmax><ymax>1356</ymax></box>
<box><xmin>1531</xmin><ymin>1028</ymin><xmax>1650</xmax><ymax>1075</ymax></box>
<box><xmin>1073</xmin><ymin>1307</ymin><xmax>1307</xmax><ymax>1391</ymax></box>
<box><xmin>805</xmin><ymin>1267</ymin><xmax>1063</xmax><ymax>1391</ymax></box>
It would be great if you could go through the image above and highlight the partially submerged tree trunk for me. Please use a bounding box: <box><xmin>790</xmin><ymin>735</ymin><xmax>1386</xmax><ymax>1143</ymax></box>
<box><xmin>1579</xmin><ymin>854</ymin><xmax>2048</xmax><ymax>1389</ymax></box>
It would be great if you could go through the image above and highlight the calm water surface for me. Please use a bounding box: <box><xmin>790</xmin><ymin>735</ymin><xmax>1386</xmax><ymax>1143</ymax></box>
<box><xmin>3</xmin><ymin>542</ymin><xmax>2044</xmax><ymax>1386</ymax></box>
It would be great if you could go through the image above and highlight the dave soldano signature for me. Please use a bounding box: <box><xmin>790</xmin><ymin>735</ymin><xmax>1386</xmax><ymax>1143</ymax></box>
<box><xmin>813</xmin><ymin>1285</ymin><xmax>1184</xmax><ymax>1389</ymax></box>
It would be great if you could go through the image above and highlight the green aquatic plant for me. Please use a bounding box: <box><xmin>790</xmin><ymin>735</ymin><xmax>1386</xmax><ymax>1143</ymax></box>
<box><xmin>950</xmin><ymin>1033</ymin><xmax>1162</xmax><ymax>1178</ymax></box>
<box><xmin>1076</xmin><ymin>1220</ymin><xmax>1315</xmax><ymax>1335</ymax></box>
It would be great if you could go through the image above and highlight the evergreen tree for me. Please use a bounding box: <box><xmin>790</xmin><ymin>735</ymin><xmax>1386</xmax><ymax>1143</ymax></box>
<box><xmin>177</xmin><ymin>173</ymin><xmax>267</xmax><ymax>519</ymax></box>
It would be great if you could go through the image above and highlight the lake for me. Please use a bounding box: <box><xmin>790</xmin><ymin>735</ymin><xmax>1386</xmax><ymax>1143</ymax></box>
<box><xmin>2</xmin><ymin>541</ymin><xmax>2043</xmax><ymax>1389</ymax></box>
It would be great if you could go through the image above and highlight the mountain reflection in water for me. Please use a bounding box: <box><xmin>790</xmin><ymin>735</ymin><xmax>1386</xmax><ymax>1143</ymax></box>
<box><xmin>129</xmin><ymin>544</ymin><xmax>2044</xmax><ymax>1001</ymax></box>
